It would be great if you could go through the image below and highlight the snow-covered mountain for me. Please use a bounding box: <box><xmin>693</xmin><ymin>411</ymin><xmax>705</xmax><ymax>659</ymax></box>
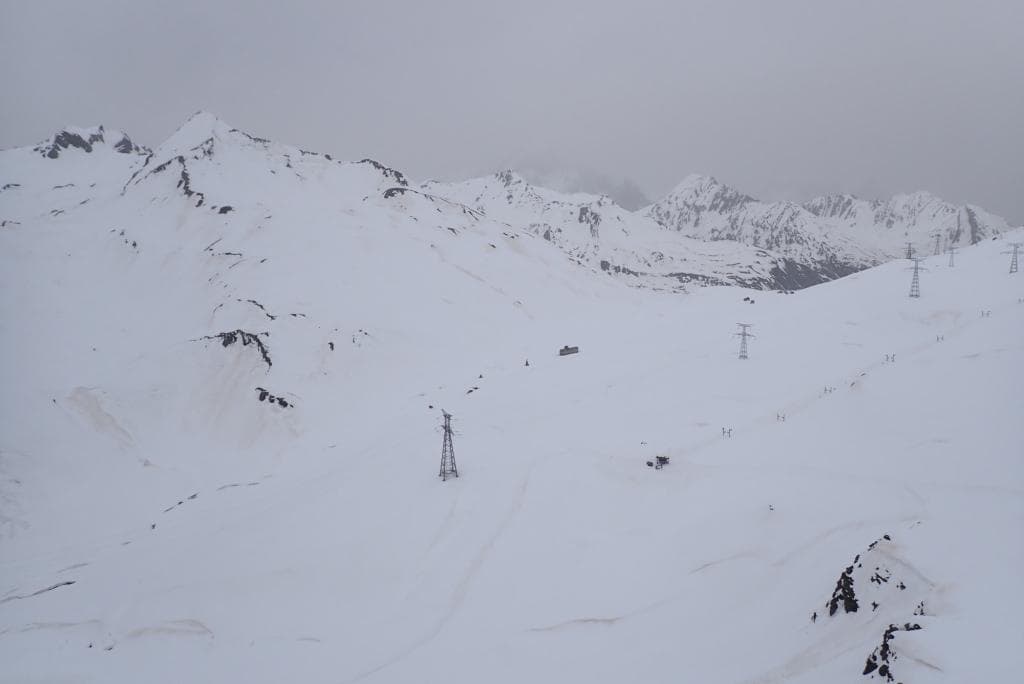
<box><xmin>1</xmin><ymin>112</ymin><xmax>1022</xmax><ymax>683</ymax></box>
<box><xmin>646</xmin><ymin>174</ymin><xmax>1010</xmax><ymax>279</ymax></box>
<box><xmin>4</xmin><ymin>116</ymin><xmax>1011</xmax><ymax>293</ymax></box>
<box><xmin>803</xmin><ymin>190</ymin><xmax>1007</xmax><ymax>248</ymax></box>
<box><xmin>422</xmin><ymin>170</ymin><xmax>818</xmax><ymax>291</ymax></box>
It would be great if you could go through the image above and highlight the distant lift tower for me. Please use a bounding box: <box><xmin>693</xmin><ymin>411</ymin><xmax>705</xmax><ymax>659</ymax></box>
<box><xmin>907</xmin><ymin>258</ymin><xmax>927</xmax><ymax>298</ymax></box>
<box><xmin>1004</xmin><ymin>242</ymin><xmax>1021</xmax><ymax>274</ymax></box>
<box><xmin>931</xmin><ymin>231</ymin><xmax>943</xmax><ymax>256</ymax></box>
<box><xmin>438</xmin><ymin>410</ymin><xmax>458</xmax><ymax>481</ymax></box>
<box><xmin>735</xmin><ymin>323</ymin><xmax>755</xmax><ymax>360</ymax></box>
<box><xmin>947</xmin><ymin>245</ymin><xmax>957</xmax><ymax>268</ymax></box>
<box><xmin>905</xmin><ymin>242</ymin><xmax>915</xmax><ymax>260</ymax></box>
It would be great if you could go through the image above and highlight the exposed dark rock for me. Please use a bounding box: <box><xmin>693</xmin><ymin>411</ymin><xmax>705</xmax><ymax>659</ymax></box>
<box><xmin>670</xmin><ymin>271</ymin><xmax>732</xmax><ymax>287</ymax></box>
<box><xmin>36</xmin><ymin>128</ymin><xmax>106</xmax><ymax>158</ymax></box>
<box><xmin>218</xmin><ymin>206</ymin><xmax>233</xmax><ymax>214</ymax></box>
<box><xmin>822</xmin><ymin>534</ymin><xmax>925</xmax><ymax>627</ymax></box>
<box><xmin>255</xmin><ymin>386</ymin><xmax>291</xmax><ymax>408</ymax></box>
<box><xmin>190</xmin><ymin>138</ymin><xmax>215</xmax><ymax>159</ymax></box>
<box><xmin>862</xmin><ymin>623</ymin><xmax>922</xmax><ymax>680</ymax></box>
<box><xmin>229</xmin><ymin>128</ymin><xmax>271</xmax><ymax>144</ymax></box>
<box><xmin>359</xmin><ymin>159</ymin><xmax>409</xmax><ymax>186</ymax></box>
<box><xmin>202</xmin><ymin>330</ymin><xmax>271</xmax><ymax>368</ymax></box>
<box><xmin>828</xmin><ymin>558</ymin><xmax>860</xmax><ymax>616</ymax></box>
<box><xmin>769</xmin><ymin>257</ymin><xmax>864</xmax><ymax>290</ymax></box>
<box><xmin>239</xmin><ymin>299</ymin><xmax>275</xmax><ymax>320</ymax></box>
<box><xmin>120</xmin><ymin>151</ymin><xmax>155</xmax><ymax>193</ymax></box>
<box><xmin>598</xmin><ymin>260</ymin><xmax>639</xmax><ymax>277</ymax></box>
<box><xmin>870</xmin><ymin>568</ymin><xmax>891</xmax><ymax>585</ymax></box>
<box><xmin>175</xmin><ymin>158</ymin><xmax>202</xmax><ymax>205</ymax></box>
<box><xmin>138</xmin><ymin>155</ymin><xmax>219</xmax><ymax>209</ymax></box>
<box><xmin>578</xmin><ymin>205</ymin><xmax>601</xmax><ymax>239</ymax></box>
<box><xmin>113</xmin><ymin>135</ymin><xmax>140</xmax><ymax>154</ymax></box>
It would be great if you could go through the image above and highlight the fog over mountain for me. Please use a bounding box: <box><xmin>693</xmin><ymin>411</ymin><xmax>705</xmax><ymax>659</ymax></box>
<box><xmin>515</xmin><ymin>165</ymin><xmax>651</xmax><ymax>211</ymax></box>
<box><xmin>1</xmin><ymin>0</ymin><xmax>1021</xmax><ymax>223</ymax></box>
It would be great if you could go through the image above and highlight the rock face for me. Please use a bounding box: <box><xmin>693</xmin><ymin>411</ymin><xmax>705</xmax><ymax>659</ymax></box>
<box><xmin>862</xmin><ymin>622</ymin><xmax>922</xmax><ymax>681</ymax></box>
<box><xmin>822</xmin><ymin>535</ymin><xmax>927</xmax><ymax>619</ymax></box>
<box><xmin>204</xmin><ymin>330</ymin><xmax>272</xmax><ymax>369</ymax></box>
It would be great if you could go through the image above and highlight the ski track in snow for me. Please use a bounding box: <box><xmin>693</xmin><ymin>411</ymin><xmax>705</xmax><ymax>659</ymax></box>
<box><xmin>345</xmin><ymin>467</ymin><xmax>534</xmax><ymax>684</ymax></box>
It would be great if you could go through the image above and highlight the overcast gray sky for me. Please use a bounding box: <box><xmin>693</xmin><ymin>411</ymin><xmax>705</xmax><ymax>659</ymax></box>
<box><xmin>2</xmin><ymin>0</ymin><xmax>1021</xmax><ymax>220</ymax></box>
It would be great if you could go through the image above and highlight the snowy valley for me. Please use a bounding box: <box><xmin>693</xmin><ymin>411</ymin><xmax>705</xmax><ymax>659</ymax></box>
<box><xmin>1</xmin><ymin>114</ymin><xmax>1022</xmax><ymax>683</ymax></box>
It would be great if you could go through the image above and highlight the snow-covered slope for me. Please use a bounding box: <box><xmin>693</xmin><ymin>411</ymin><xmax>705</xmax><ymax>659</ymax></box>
<box><xmin>647</xmin><ymin>174</ymin><xmax>1010</xmax><ymax>279</ymax></box>
<box><xmin>1</xmin><ymin>113</ymin><xmax>1022</xmax><ymax>683</ymax></box>
<box><xmin>0</xmin><ymin>125</ymin><xmax>148</xmax><ymax>228</ymax></box>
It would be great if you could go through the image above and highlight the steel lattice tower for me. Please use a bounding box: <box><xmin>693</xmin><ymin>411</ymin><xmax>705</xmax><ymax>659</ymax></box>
<box><xmin>905</xmin><ymin>242</ymin><xmax>915</xmax><ymax>260</ymax></box>
<box><xmin>735</xmin><ymin>323</ymin><xmax>754</xmax><ymax>360</ymax></box>
<box><xmin>438</xmin><ymin>411</ymin><xmax>458</xmax><ymax>481</ymax></box>
<box><xmin>907</xmin><ymin>258</ymin><xmax>927</xmax><ymax>298</ymax></box>
<box><xmin>931</xmin><ymin>232</ymin><xmax>942</xmax><ymax>256</ymax></box>
<box><xmin>1004</xmin><ymin>242</ymin><xmax>1021</xmax><ymax>274</ymax></box>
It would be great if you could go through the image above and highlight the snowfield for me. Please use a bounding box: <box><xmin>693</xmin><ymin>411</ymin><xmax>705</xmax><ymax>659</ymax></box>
<box><xmin>1</xmin><ymin>114</ymin><xmax>1022</xmax><ymax>683</ymax></box>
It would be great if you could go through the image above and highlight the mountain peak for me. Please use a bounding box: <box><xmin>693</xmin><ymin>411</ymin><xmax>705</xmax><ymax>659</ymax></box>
<box><xmin>156</xmin><ymin>111</ymin><xmax>236</xmax><ymax>157</ymax></box>
<box><xmin>495</xmin><ymin>169</ymin><xmax>528</xmax><ymax>188</ymax></box>
<box><xmin>656</xmin><ymin>173</ymin><xmax>754</xmax><ymax>212</ymax></box>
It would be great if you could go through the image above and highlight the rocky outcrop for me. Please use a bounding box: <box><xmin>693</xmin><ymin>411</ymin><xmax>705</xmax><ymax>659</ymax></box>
<box><xmin>202</xmin><ymin>330</ymin><xmax>272</xmax><ymax>369</ymax></box>
<box><xmin>33</xmin><ymin>126</ymin><xmax>147</xmax><ymax>159</ymax></box>
<box><xmin>862</xmin><ymin>622</ymin><xmax>922</xmax><ymax>681</ymax></box>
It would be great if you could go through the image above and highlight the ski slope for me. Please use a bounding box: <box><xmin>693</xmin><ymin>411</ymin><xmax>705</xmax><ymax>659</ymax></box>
<box><xmin>1</xmin><ymin>117</ymin><xmax>1022</xmax><ymax>683</ymax></box>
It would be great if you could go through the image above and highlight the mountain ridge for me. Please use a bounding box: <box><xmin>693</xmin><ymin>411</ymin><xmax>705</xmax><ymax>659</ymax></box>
<box><xmin>1</xmin><ymin>113</ymin><xmax>1013</xmax><ymax>291</ymax></box>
